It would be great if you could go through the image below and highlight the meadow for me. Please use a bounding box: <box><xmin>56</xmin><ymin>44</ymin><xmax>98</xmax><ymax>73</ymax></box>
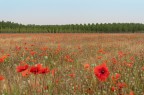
<box><xmin>0</xmin><ymin>33</ymin><xmax>144</xmax><ymax>95</ymax></box>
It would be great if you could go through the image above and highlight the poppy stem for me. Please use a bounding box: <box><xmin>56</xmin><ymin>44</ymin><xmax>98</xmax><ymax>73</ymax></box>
<box><xmin>41</xmin><ymin>75</ymin><xmax>45</xmax><ymax>95</ymax></box>
<box><xmin>35</xmin><ymin>75</ymin><xmax>37</xmax><ymax>93</ymax></box>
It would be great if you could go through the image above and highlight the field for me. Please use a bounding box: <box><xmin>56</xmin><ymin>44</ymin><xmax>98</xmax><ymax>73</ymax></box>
<box><xmin>0</xmin><ymin>33</ymin><xmax>144</xmax><ymax>95</ymax></box>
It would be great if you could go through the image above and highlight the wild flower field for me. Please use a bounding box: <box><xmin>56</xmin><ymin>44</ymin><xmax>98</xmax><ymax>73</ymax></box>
<box><xmin>0</xmin><ymin>33</ymin><xmax>144</xmax><ymax>95</ymax></box>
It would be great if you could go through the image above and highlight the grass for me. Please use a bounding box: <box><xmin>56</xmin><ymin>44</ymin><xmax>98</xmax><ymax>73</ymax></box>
<box><xmin>0</xmin><ymin>33</ymin><xmax>144</xmax><ymax>95</ymax></box>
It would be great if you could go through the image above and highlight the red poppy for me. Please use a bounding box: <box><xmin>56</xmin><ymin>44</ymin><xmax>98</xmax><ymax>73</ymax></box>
<box><xmin>67</xmin><ymin>58</ymin><xmax>74</xmax><ymax>62</ymax></box>
<box><xmin>16</xmin><ymin>64</ymin><xmax>29</xmax><ymax>72</ymax></box>
<box><xmin>111</xmin><ymin>86</ymin><xmax>116</xmax><ymax>92</ymax></box>
<box><xmin>68</xmin><ymin>73</ymin><xmax>75</xmax><ymax>78</ymax></box>
<box><xmin>97</xmin><ymin>56</ymin><xmax>102</xmax><ymax>59</ymax></box>
<box><xmin>0</xmin><ymin>55</ymin><xmax>7</xmax><ymax>63</ymax></box>
<box><xmin>7</xmin><ymin>54</ymin><xmax>10</xmax><ymax>57</ymax></box>
<box><xmin>84</xmin><ymin>63</ymin><xmax>90</xmax><ymax>69</ymax></box>
<box><xmin>0</xmin><ymin>58</ymin><xmax>4</xmax><ymax>63</ymax></box>
<box><xmin>41</xmin><ymin>47</ymin><xmax>48</xmax><ymax>51</ymax></box>
<box><xmin>115</xmin><ymin>73</ymin><xmax>121</xmax><ymax>80</ymax></box>
<box><xmin>30</xmin><ymin>51</ymin><xmax>37</xmax><ymax>56</ymax></box>
<box><xmin>126</xmin><ymin>63</ymin><xmax>133</xmax><ymax>68</ymax></box>
<box><xmin>118</xmin><ymin>51</ymin><xmax>125</xmax><ymax>58</ymax></box>
<box><xmin>2</xmin><ymin>55</ymin><xmax>7</xmax><ymax>59</ymax></box>
<box><xmin>39</xmin><ymin>67</ymin><xmax>50</xmax><ymax>74</ymax></box>
<box><xmin>30</xmin><ymin>64</ymin><xmax>42</xmax><ymax>74</ymax></box>
<box><xmin>44</xmin><ymin>85</ymin><xmax>49</xmax><ymax>90</ymax></box>
<box><xmin>111</xmin><ymin>73</ymin><xmax>121</xmax><ymax>84</ymax></box>
<box><xmin>130</xmin><ymin>56</ymin><xmax>135</xmax><ymax>61</ymax></box>
<box><xmin>64</xmin><ymin>55</ymin><xmax>74</xmax><ymax>62</ymax></box>
<box><xmin>141</xmin><ymin>66</ymin><xmax>144</xmax><ymax>71</ymax></box>
<box><xmin>94</xmin><ymin>63</ymin><xmax>110</xmax><ymax>82</ymax></box>
<box><xmin>0</xmin><ymin>75</ymin><xmax>4</xmax><ymax>80</ymax></box>
<box><xmin>117</xmin><ymin>82</ymin><xmax>127</xmax><ymax>89</ymax></box>
<box><xmin>129</xmin><ymin>91</ymin><xmax>134</xmax><ymax>95</ymax></box>
<box><xmin>112</xmin><ymin>73</ymin><xmax>121</xmax><ymax>80</ymax></box>
<box><xmin>98</xmin><ymin>49</ymin><xmax>104</xmax><ymax>53</ymax></box>
<box><xmin>31</xmin><ymin>44</ymin><xmax>34</xmax><ymax>46</ymax></box>
<box><xmin>16</xmin><ymin>46</ymin><xmax>21</xmax><ymax>51</ymax></box>
<box><xmin>112</xmin><ymin>58</ymin><xmax>117</xmax><ymax>64</ymax></box>
<box><xmin>25</xmin><ymin>56</ymin><xmax>30</xmax><ymax>61</ymax></box>
<box><xmin>21</xmin><ymin>69</ymin><xmax>31</xmax><ymax>77</ymax></box>
<box><xmin>51</xmin><ymin>69</ymin><xmax>57</xmax><ymax>76</ymax></box>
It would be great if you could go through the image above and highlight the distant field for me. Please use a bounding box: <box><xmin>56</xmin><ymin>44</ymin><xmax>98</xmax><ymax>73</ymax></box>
<box><xmin>0</xmin><ymin>33</ymin><xmax>144</xmax><ymax>95</ymax></box>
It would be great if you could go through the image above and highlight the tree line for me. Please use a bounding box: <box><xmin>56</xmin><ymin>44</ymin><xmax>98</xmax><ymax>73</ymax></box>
<box><xmin>0</xmin><ymin>21</ymin><xmax>144</xmax><ymax>33</ymax></box>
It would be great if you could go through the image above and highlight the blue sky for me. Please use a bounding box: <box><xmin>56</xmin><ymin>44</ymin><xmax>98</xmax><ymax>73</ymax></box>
<box><xmin>0</xmin><ymin>0</ymin><xmax>144</xmax><ymax>25</ymax></box>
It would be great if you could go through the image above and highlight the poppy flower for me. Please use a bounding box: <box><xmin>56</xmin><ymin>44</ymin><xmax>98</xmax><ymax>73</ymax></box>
<box><xmin>111</xmin><ymin>86</ymin><xmax>116</xmax><ymax>92</ymax></box>
<box><xmin>0</xmin><ymin>75</ymin><xmax>4</xmax><ymax>80</ymax></box>
<box><xmin>64</xmin><ymin>55</ymin><xmax>74</xmax><ymax>62</ymax></box>
<box><xmin>0</xmin><ymin>58</ymin><xmax>4</xmax><ymax>63</ymax></box>
<box><xmin>129</xmin><ymin>91</ymin><xmax>134</xmax><ymax>95</ymax></box>
<box><xmin>30</xmin><ymin>51</ymin><xmax>37</xmax><ymax>56</ymax></box>
<box><xmin>31</xmin><ymin>44</ymin><xmax>34</xmax><ymax>46</ymax></box>
<box><xmin>130</xmin><ymin>56</ymin><xmax>135</xmax><ymax>61</ymax></box>
<box><xmin>97</xmin><ymin>56</ymin><xmax>102</xmax><ymax>59</ymax></box>
<box><xmin>112</xmin><ymin>58</ymin><xmax>117</xmax><ymax>64</ymax></box>
<box><xmin>68</xmin><ymin>73</ymin><xmax>75</xmax><ymax>78</ymax></box>
<box><xmin>98</xmin><ymin>49</ymin><xmax>104</xmax><ymax>53</ymax></box>
<box><xmin>111</xmin><ymin>73</ymin><xmax>121</xmax><ymax>84</ymax></box>
<box><xmin>117</xmin><ymin>82</ymin><xmax>127</xmax><ymax>89</ymax></box>
<box><xmin>2</xmin><ymin>55</ymin><xmax>7</xmax><ymax>59</ymax></box>
<box><xmin>21</xmin><ymin>69</ymin><xmax>31</xmax><ymax>77</ymax></box>
<box><xmin>84</xmin><ymin>63</ymin><xmax>90</xmax><ymax>69</ymax></box>
<box><xmin>39</xmin><ymin>67</ymin><xmax>50</xmax><ymax>74</ymax></box>
<box><xmin>30</xmin><ymin>64</ymin><xmax>42</xmax><ymax>74</ymax></box>
<box><xmin>94</xmin><ymin>63</ymin><xmax>110</xmax><ymax>82</ymax></box>
<box><xmin>41</xmin><ymin>47</ymin><xmax>48</xmax><ymax>51</ymax></box>
<box><xmin>7</xmin><ymin>54</ymin><xmax>10</xmax><ymax>57</ymax></box>
<box><xmin>1</xmin><ymin>50</ymin><xmax>4</xmax><ymax>53</ymax></box>
<box><xmin>44</xmin><ymin>85</ymin><xmax>49</xmax><ymax>90</ymax></box>
<box><xmin>112</xmin><ymin>73</ymin><xmax>121</xmax><ymax>80</ymax></box>
<box><xmin>16</xmin><ymin>64</ymin><xmax>29</xmax><ymax>72</ymax></box>
<box><xmin>116</xmin><ymin>73</ymin><xmax>120</xmax><ymax>79</ymax></box>
<box><xmin>26</xmin><ymin>56</ymin><xmax>30</xmax><ymax>61</ymax></box>
<box><xmin>118</xmin><ymin>51</ymin><xmax>125</xmax><ymax>58</ymax></box>
<box><xmin>0</xmin><ymin>55</ymin><xmax>7</xmax><ymax>63</ymax></box>
<box><xmin>16</xmin><ymin>46</ymin><xmax>21</xmax><ymax>51</ymax></box>
<box><xmin>51</xmin><ymin>69</ymin><xmax>57</xmax><ymax>76</ymax></box>
<box><xmin>67</xmin><ymin>58</ymin><xmax>74</xmax><ymax>62</ymax></box>
<box><xmin>126</xmin><ymin>63</ymin><xmax>133</xmax><ymax>68</ymax></box>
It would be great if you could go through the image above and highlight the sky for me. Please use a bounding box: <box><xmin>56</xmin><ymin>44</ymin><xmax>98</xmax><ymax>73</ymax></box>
<box><xmin>0</xmin><ymin>0</ymin><xmax>144</xmax><ymax>25</ymax></box>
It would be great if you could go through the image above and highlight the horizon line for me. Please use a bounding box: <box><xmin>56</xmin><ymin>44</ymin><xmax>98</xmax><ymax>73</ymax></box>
<box><xmin>1</xmin><ymin>20</ymin><xmax>144</xmax><ymax>26</ymax></box>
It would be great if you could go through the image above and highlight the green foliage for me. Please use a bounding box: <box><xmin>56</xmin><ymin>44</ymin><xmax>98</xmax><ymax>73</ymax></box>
<box><xmin>0</xmin><ymin>21</ymin><xmax>144</xmax><ymax>33</ymax></box>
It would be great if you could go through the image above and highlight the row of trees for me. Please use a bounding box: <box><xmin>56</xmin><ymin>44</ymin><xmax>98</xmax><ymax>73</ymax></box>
<box><xmin>0</xmin><ymin>21</ymin><xmax>144</xmax><ymax>33</ymax></box>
